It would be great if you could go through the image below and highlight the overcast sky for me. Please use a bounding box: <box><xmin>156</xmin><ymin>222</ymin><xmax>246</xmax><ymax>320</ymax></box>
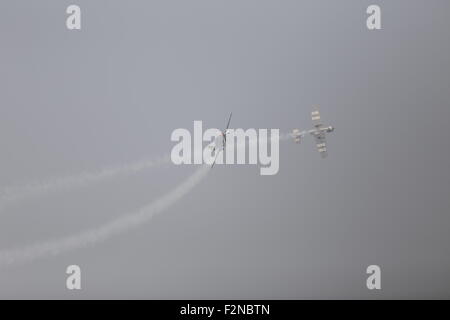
<box><xmin>0</xmin><ymin>0</ymin><xmax>449</xmax><ymax>298</ymax></box>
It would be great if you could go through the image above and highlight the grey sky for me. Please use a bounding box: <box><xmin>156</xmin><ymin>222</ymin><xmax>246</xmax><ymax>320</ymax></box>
<box><xmin>0</xmin><ymin>0</ymin><xmax>450</xmax><ymax>298</ymax></box>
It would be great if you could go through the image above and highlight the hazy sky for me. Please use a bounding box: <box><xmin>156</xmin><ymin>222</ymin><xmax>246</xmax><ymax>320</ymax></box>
<box><xmin>0</xmin><ymin>0</ymin><xmax>449</xmax><ymax>299</ymax></box>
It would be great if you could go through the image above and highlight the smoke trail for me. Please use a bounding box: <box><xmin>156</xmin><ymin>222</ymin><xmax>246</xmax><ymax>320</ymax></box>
<box><xmin>0</xmin><ymin>154</ymin><xmax>171</xmax><ymax>213</ymax></box>
<box><xmin>0</xmin><ymin>165</ymin><xmax>209</xmax><ymax>267</ymax></box>
<box><xmin>0</xmin><ymin>132</ymin><xmax>293</xmax><ymax>266</ymax></box>
<box><xmin>0</xmin><ymin>132</ymin><xmax>292</xmax><ymax>213</ymax></box>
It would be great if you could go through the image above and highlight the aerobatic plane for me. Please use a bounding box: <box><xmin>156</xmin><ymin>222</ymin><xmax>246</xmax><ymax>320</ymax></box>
<box><xmin>292</xmin><ymin>107</ymin><xmax>334</xmax><ymax>158</ymax></box>
<box><xmin>210</xmin><ymin>112</ymin><xmax>232</xmax><ymax>168</ymax></box>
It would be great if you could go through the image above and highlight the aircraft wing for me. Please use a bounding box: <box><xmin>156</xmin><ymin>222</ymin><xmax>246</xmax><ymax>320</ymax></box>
<box><xmin>225</xmin><ymin>112</ymin><xmax>232</xmax><ymax>131</ymax></box>
<box><xmin>313</xmin><ymin>132</ymin><xmax>328</xmax><ymax>158</ymax></box>
<box><xmin>311</xmin><ymin>107</ymin><xmax>322</xmax><ymax>128</ymax></box>
<box><xmin>210</xmin><ymin>147</ymin><xmax>223</xmax><ymax>169</ymax></box>
<box><xmin>223</xmin><ymin>112</ymin><xmax>232</xmax><ymax>143</ymax></box>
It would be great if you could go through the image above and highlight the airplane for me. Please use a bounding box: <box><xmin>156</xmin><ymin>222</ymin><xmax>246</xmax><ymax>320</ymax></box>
<box><xmin>210</xmin><ymin>112</ymin><xmax>233</xmax><ymax>168</ymax></box>
<box><xmin>291</xmin><ymin>107</ymin><xmax>334</xmax><ymax>158</ymax></box>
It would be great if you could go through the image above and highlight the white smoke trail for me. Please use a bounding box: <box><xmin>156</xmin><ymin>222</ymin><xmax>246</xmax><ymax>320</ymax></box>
<box><xmin>0</xmin><ymin>154</ymin><xmax>171</xmax><ymax>213</ymax></box>
<box><xmin>0</xmin><ymin>132</ymin><xmax>294</xmax><ymax>267</ymax></box>
<box><xmin>0</xmin><ymin>133</ymin><xmax>292</xmax><ymax>213</ymax></box>
<box><xmin>0</xmin><ymin>165</ymin><xmax>209</xmax><ymax>267</ymax></box>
